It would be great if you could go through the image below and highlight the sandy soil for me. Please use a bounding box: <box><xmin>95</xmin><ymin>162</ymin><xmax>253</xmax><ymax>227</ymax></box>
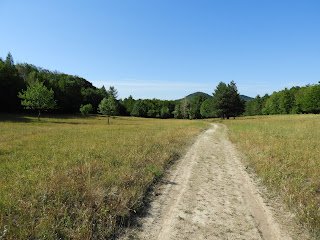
<box><xmin>121</xmin><ymin>123</ymin><xmax>311</xmax><ymax>240</ymax></box>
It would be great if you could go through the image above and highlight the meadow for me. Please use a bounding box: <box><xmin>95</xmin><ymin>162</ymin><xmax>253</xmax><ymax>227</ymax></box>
<box><xmin>0</xmin><ymin>114</ymin><xmax>207</xmax><ymax>239</ymax></box>
<box><xmin>223</xmin><ymin>114</ymin><xmax>320</xmax><ymax>235</ymax></box>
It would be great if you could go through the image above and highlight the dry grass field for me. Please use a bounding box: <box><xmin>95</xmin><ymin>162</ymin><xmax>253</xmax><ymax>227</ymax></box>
<box><xmin>223</xmin><ymin>114</ymin><xmax>320</xmax><ymax>236</ymax></box>
<box><xmin>0</xmin><ymin>114</ymin><xmax>207</xmax><ymax>239</ymax></box>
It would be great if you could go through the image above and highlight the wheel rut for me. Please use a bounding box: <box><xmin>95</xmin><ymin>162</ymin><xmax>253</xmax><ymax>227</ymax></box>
<box><xmin>121</xmin><ymin>123</ymin><xmax>306</xmax><ymax>240</ymax></box>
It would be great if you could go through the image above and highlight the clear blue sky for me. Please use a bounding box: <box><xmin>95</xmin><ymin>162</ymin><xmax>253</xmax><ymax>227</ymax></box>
<box><xmin>1</xmin><ymin>0</ymin><xmax>319</xmax><ymax>100</ymax></box>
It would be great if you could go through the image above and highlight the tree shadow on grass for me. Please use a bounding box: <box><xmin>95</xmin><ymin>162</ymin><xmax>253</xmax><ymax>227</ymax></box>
<box><xmin>0</xmin><ymin>113</ymin><xmax>33</xmax><ymax>123</ymax></box>
<box><xmin>0</xmin><ymin>113</ymin><xmax>90</xmax><ymax>124</ymax></box>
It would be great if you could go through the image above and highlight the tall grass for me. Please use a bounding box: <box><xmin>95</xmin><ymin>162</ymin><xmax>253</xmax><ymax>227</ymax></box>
<box><xmin>0</xmin><ymin>114</ymin><xmax>207</xmax><ymax>239</ymax></box>
<box><xmin>223</xmin><ymin>114</ymin><xmax>320</xmax><ymax>235</ymax></box>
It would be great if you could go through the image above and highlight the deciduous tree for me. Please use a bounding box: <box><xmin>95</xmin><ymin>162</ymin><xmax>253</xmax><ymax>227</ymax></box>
<box><xmin>189</xmin><ymin>95</ymin><xmax>207</xmax><ymax>119</ymax></box>
<box><xmin>180</xmin><ymin>98</ymin><xmax>190</xmax><ymax>119</ymax></box>
<box><xmin>160</xmin><ymin>106</ymin><xmax>170</xmax><ymax>119</ymax></box>
<box><xmin>80</xmin><ymin>103</ymin><xmax>93</xmax><ymax>116</ymax></box>
<box><xmin>18</xmin><ymin>81</ymin><xmax>56</xmax><ymax>120</ymax></box>
<box><xmin>173</xmin><ymin>102</ymin><xmax>182</xmax><ymax>119</ymax></box>
<box><xmin>200</xmin><ymin>98</ymin><xmax>216</xmax><ymax>118</ymax></box>
<box><xmin>131</xmin><ymin>100</ymin><xmax>148</xmax><ymax>117</ymax></box>
<box><xmin>98</xmin><ymin>96</ymin><xmax>119</xmax><ymax>124</ymax></box>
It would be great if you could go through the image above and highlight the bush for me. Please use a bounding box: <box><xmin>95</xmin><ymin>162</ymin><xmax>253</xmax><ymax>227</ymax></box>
<box><xmin>80</xmin><ymin>104</ymin><xmax>93</xmax><ymax>116</ymax></box>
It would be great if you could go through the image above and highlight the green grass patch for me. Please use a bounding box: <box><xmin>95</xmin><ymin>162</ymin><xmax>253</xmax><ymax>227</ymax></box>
<box><xmin>0</xmin><ymin>114</ymin><xmax>207</xmax><ymax>239</ymax></box>
<box><xmin>223</xmin><ymin>114</ymin><xmax>320</xmax><ymax>236</ymax></box>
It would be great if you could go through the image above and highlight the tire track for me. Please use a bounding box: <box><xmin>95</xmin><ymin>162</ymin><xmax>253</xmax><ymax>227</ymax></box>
<box><xmin>121</xmin><ymin>123</ymin><xmax>303</xmax><ymax>240</ymax></box>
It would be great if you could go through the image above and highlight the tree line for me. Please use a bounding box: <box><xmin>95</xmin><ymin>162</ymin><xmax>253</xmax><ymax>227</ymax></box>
<box><xmin>0</xmin><ymin>53</ymin><xmax>245</xmax><ymax>120</ymax></box>
<box><xmin>244</xmin><ymin>83</ymin><xmax>320</xmax><ymax>116</ymax></box>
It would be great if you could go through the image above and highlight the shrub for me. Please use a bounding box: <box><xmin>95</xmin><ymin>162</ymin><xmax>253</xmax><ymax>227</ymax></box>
<box><xmin>80</xmin><ymin>104</ymin><xmax>93</xmax><ymax>116</ymax></box>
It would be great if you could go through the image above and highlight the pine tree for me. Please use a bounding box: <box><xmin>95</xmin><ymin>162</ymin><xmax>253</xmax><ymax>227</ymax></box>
<box><xmin>227</xmin><ymin>80</ymin><xmax>244</xmax><ymax>118</ymax></box>
<box><xmin>212</xmin><ymin>82</ymin><xmax>229</xmax><ymax>119</ymax></box>
<box><xmin>107</xmin><ymin>86</ymin><xmax>118</xmax><ymax>99</ymax></box>
<box><xmin>5</xmin><ymin>52</ymin><xmax>14</xmax><ymax>66</ymax></box>
<box><xmin>212</xmin><ymin>81</ymin><xmax>244</xmax><ymax>119</ymax></box>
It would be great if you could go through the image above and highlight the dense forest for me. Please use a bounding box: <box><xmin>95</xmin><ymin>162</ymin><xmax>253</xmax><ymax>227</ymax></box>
<box><xmin>244</xmin><ymin>83</ymin><xmax>320</xmax><ymax>116</ymax></box>
<box><xmin>0</xmin><ymin>53</ymin><xmax>245</xmax><ymax>120</ymax></box>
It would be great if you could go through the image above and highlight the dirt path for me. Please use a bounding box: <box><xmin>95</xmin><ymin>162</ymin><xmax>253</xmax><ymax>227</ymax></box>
<box><xmin>121</xmin><ymin>124</ymin><xmax>310</xmax><ymax>240</ymax></box>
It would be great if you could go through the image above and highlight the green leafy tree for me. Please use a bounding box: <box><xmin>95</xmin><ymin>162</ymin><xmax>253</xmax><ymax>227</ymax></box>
<box><xmin>160</xmin><ymin>106</ymin><xmax>171</xmax><ymax>119</ymax></box>
<box><xmin>131</xmin><ymin>100</ymin><xmax>148</xmax><ymax>117</ymax></box>
<box><xmin>98</xmin><ymin>96</ymin><xmax>119</xmax><ymax>124</ymax></box>
<box><xmin>244</xmin><ymin>99</ymin><xmax>254</xmax><ymax>116</ymax></box>
<box><xmin>301</xmin><ymin>84</ymin><xmax>320</xmax><ymax>113</ymax></box>
<box><xmin>147</xmin><ymin>109</ymin><xmax>160</xmax><ymax>118</ymax></box>
<box><xmin>55</xmin><ymin>75</ymin><xmax>83</xmax><ymax>113</ymax></box>
<box><xmin>122</xmin><ymin>95</ymin><xmax>136</xmax><ymax>115</ymax></box>
<box><xmin>180</xmin><ymin>98</ymin><xmax>190</xmax><ymax>119</ymax></box>
<box><xmin>81</xmin><ymin>87</ymin><xmax>104</xmax><ymax>112</ymax></box>
<box><xmin>261</xmin><ymin>94</ymin><xmax>270</xmax><ymax>115</ymax></box>
<box><xmin>18</xmin><ymin>81</ymin><xmax>56</xmax><ymax>120</ymax></box>
<box><xmin>245</xmin><ymin>95</ymin><xmax>265</xmax><ymax>116</ymax></box>
<box><xmin>252</xmin><ymin>95</ymin><xmax>262</xmax><ymax>115</ymax></box>
<box><xmin>264</xmin><ymin>92</ymin><xmax>280</xmax><ymax>115</ymax></box>
<box><xmin>200</xmin><ymin>98</ymin><xmax>216</xmax><ymax>118</ymax></box>
<box><xmin>294</xmin><ymin>87</ymin><xmax>307</xmax><ymax>113</ymax></box>
<box><xmin>80</xmin><ymin>103</ymin><xmax>93</xmax><ymax>116</ymax></box>
<box><xmin>173</xmin><ymin>102</ymin><xmax>182</xmax><ymax>119</ymax></box>
<box><xmin>278</xmin><ymin>88</ymin><xmax>294</xmax><ymax>114</ymax></box>
<box><xmin>163</xmin><ymin>100</ymin><xmax>175</xmax><ymax>118</ymax></box>
<box><xmin>189</xmin><ymin>95</ymin><xmax>207</xmax><ymax>119</ymax></box>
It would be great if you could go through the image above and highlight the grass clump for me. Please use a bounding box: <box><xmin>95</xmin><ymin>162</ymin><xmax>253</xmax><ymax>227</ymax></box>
<box><xmin>0</xmin><ymin>114</ymin><xmax>207</xmax><ymax>239</ymax></box>
<box><xmin>223</xmin><ymin>114</ymin><xmax>320</xmax><ymax>236</ymax></box>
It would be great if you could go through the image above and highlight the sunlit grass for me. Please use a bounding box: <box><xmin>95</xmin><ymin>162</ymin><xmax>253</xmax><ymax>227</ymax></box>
<box><xmin>223</xmin><ymin>114</ymin><xmax>320</xmax><ymax>235</ymax></box>
<box><xmin>0</xmin><ymin>114</ymin><xmax>207</xmax><ymax>239</ymax></box>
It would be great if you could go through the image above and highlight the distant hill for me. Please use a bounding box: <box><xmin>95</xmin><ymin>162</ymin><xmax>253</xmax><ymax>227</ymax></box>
<box><xmin>240</xmin><ymin>95</ymin><xmax>253</xmax><ymax>101</ymax></box>
<box><xmin>176</xmin><ymin>92</ymin><xmax>253</xmax><ymax>102</ymax></box>
<box><xmin>180</xmin><ymin>92</ymin><xmax>212</xmax><ymax>102</ymax></box>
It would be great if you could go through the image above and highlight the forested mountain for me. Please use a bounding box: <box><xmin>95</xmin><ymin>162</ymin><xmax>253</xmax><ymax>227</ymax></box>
<box><xmin>240</xmin><ymin>95</ymin><xmax>253</xmax><ymax>101</ymax></box>
<box><xmin>176</xmin><ymin>92</ymin><xmax>211</xmax><ymax>103</ymax></box>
